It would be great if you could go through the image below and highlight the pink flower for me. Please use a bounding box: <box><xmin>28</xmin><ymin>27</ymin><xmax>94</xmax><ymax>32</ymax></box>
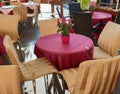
<box><xmin>61</xmin><ymin>16</ymin><xmax>66</xmax><ymax>24</ymax></box>
<box><xmin>68</xmin><ymin>19</ymin><xmax>72</xmax><ymax>25</ymax></box>
<box><xmin>57</xmin><ymin>18</ymin><xmax>61</xmax><ymax>26</ymax></box>
<box><xmin>89</xmin><ymin>1</ymin><xmax>96</xmax><ymax>7</ymax></box>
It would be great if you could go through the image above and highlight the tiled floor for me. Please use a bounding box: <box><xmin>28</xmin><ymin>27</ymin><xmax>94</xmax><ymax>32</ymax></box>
<box><xmin>20</xmin><ymin>4</ymin><xmax>70</xmax><ymax>94</ymax></box>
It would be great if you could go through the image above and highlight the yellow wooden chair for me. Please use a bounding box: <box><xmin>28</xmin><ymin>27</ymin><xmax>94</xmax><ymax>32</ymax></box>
<box><xmin>27</xmin><ymin>4</ymin><xmax>38</xmax><ymax>27</ymax></box>
<box><xmin>3</xmin><ymin>35</ymin><xmax>58</xmax><ymax>94</ymax></box>
<box><xmin>59</xmin><ymin>55</ymin><xmax>120</xmax><ymax>94</ymax></box>
<box><xmin>0</xmin><ymin>65</ymin><xmax>21</xmax><ymax>94</ymax></box>
<box><xmin>0</xmin><ymin>14</ymin><xmax>25</xmax><ymax>62</ymax></box>
<box><xmin>13</xmin><ymin>6</ymin><xmax>28</xmax><ymax>31</ymax></box>
<box><xmin>93</xmin><ymin>21</ymin><xmax>120</xmax><ymax>59</ymax></box>
<box><xmin>10</xmin><ymin>1</ymin><xmax>22</xmax><ymax>7</ymax></box>
<box><xmin>38</xmin><ymin>18</ymin><xmax>58</xmax><ymax>37</ymax></box>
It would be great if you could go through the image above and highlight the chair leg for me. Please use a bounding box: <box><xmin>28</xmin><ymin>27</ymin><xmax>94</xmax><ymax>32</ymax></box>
<box><xmin>44</xmin><ymin>75</ymin><xmax>48</xmax><ymax>94</ymax></box>
<box><xmin>32</xmin><ymin>79</ymin><xmax>36</xmax><ymax>94</ymax></box>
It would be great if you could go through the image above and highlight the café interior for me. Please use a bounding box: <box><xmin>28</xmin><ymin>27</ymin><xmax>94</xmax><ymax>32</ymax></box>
<box><xmin>1</xmin><ymin>0</ymin><xmax>120</xmax><ymax>94</ymax></box>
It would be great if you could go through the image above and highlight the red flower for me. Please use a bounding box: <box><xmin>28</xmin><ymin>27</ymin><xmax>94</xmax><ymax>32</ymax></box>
<box><xmin>69</xmin><ymin>28</ymin><xmax>75</xmax><ymax>33</ymax></box>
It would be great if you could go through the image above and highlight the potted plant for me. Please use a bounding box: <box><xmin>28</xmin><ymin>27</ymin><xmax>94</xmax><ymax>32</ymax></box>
<box><xmin>57</xmin><ymin>17</ymin><xmax>74</xmax><ymax>43</ymax></box>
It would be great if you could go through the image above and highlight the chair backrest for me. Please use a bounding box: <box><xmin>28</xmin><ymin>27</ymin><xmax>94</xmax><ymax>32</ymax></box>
<box><xmin>98</xmin><ymin>21</ymin><xmax>120</xmax><ymax>56</ymax></box>
<box><xmin>72</xmin><ymin>11</ymin><xmax>94</xmax><ymax>40</ymax></box>
<box><xmin>38</xmin><ymin>18</ymin><xmax>58</xmax><ymax>36</ymax></box>
<box><xmin>33</xmin><ymin>0</ymin><xmax>41</xmax><ymax>4</ymax></box>
<box><xmin>33</xmin><ymin>4</ymin><xmax>38</xmax><ymax>17</ymax></box>
<box><xmin>73</xmin><ymin>55</ymin><xmax>120</xmax><ymax>94</ymax></box>
<box><xmin>3</xmin><ymin>35</ymin><xmax>20</xmax><ymax>65</ymax></box>
<box><xmin>10</xmin><ymin>1</ymin><xmax>22</xmax><ymax>6</ymax></box>
<box><xmin>114</xmin><ymin>11</ymin><xmax>120</xmax><ymax>24</ymax></box>
<box><xmin>0</xmin><ymin>14</ymin><xmax>19</xmax><ymax>42</ymax></box>
<box><xmin>49</xmin><ymin>0</ymin><xmax>63</xmax><ymax>16</ymax></box>
<box><xmin>0</xmin><ymin>65</ymin><xmax>21</xmax><ymax>94</ymax></box>
<box><xmin>13</xmin><ymin>6</ymin><xmax>27</xmax><ymax>23</ymax></box>
<box><xmin>68</xmin><ymin>2</ymin><xmax>82</xmax><ymax>18</ymax></box>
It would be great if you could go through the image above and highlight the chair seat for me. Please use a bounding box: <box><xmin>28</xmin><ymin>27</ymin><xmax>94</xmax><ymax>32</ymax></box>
<box><xmin>93</xmin><ymin>47</ymin><xmax>112</xmax><ymax>59</ymax></box>
<box><xmin>59</xmin><ymin>68</ymin><xmax>78</xmax><ymax>93</ymax></box>
<box><xmin>19</xmin><ymin>57</ymin><xmax>58</xmax><ymax>81</ymax></box>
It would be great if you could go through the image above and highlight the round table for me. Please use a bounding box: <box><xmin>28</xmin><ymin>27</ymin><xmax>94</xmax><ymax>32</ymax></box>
<box><xmin>92</xmin><ymin>11</ymin><xmax>112</xmax><ymax>26</ymax></box>
<box><xmin>34</xmin><ymin>34</ymin><xmax>94</xmax><ymax>70</ymax></box>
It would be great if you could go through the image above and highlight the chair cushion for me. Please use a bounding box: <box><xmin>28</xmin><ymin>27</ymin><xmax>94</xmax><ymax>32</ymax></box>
<box><xmin>93</xmin><ymin>47</ymin><xmax>112</xmax><ymax>59</ymax></box>
<box><xmin>98</xmin><ymin>21</ymin><xmax>120</xmax><ymax>56</ymax></box>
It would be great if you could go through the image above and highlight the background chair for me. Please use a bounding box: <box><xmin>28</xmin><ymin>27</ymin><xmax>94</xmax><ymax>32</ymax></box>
<box><xmin>72</xmin><ymin>11</ymin><xmax>96</xmax><ymax>44</ymax></box>
<box><xmin>0</xmin><ymin>65</ymin><xmax>21</xmax><ymax>94</ymax></box>
<box><xmin>33</xmin><ymin>0</ymin><xmax>41</xmax><ymax>13</ymax></box>
<box><xmin>38</xmin><ymin>18</ymin><xmax>58</xmax><ymax>36</ymax></box>
<box><xmin>10</xmin><ymin>1</ymin><xmax>22</xmax><ymax>6</ymax></box>
<box><xmin>13</xmin><ymin>6</ymin><xmax>28</xmax><ymax>31</ymax></box>
<box><xmin>68</xmin><ymin>2</ymin><xmax>82</xmax><ymax>18</ymax></box>
<box><xmin>93</xmin><ymin>21</ymin><xmax>120</xmax><ymax>59</ymax></box>
<box><xmin>0</xmin><ymin>14</ymin><xmax>24</xmax><ymax>62</ymax></box>
<box><xmin>27</xmin><ymin>4</ymin><xmax>38</xmax><ymax>27</ymax></box>
<box><xmin>49</xmin><ymin>0</ymin><xmax>63</xmax><ymax>16</ymax></box>
<box><xmin>3</xmin><ymin>35</ymin><xmax>58</xmax><ymax>94</ymax></box>
<box><xmin>59</xmin><ymin>55</ymin><xmax>120</xmax><ymax>94</ymax></box>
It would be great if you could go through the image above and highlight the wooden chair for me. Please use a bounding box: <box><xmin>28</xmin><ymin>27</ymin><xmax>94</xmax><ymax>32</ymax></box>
<box><xmin>10</xmin><ymin>1</ymin><xmax>22</xmax><ymax>7</ymax></box>
<box><xmin>0</xmin><ymin>65</ymin><xmax>21</xmax><ymax>94</ymax></box>
<box><xmin>27</xmin><ymin>4</ymin><xmax>38</xmax><ymax>27</ymax></box>
<box><xmin>13</xmin><ymin>6</ymin><xmax>28</xmax><ymax>31</ymax></box>
<box><xmin>0</xmin><ymin>14</ymin><xmax>25</xmax><ymax>62</ymax></box>
<box><xmin>93</xmin><ymin>21</ymin><xmax>120</xmax><ymax>59</ymax></box>
<box><xmin>0</xmin><ymin>14</ymin><xmax>19</xmax><ymax>43</ymax></box>
<box><xmin>59</xmin><ymin>55</ymin><xmax>120</xmax><ymax>94</ymax></box>
<box><xmin>33</xmin><ymin>0</ymin><xmax>41</xmax><ymax>13</ymax></box>
<box><xmin>3</xmin><ymin>35</ymin><xmax>58</xmax><ymax>94</ymax></box>
<box><xmin>49</xmin><ymin>0</ymin><xmax>63</xmax><ymax>16</ymax></box>
<box><xmin>38</xmin><ymin>18</ymin><xmax>58</xmax><ymax>36</ymax></box>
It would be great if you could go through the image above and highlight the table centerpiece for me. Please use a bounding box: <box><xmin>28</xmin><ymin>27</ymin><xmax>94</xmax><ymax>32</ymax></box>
<box><xmin>57</xmin><ymin>17</ymin><xmax>74</xmax><ymax>44</ymax></box>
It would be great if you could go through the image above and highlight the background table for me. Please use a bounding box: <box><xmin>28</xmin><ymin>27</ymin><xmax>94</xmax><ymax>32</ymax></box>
<box><xmin>92</xmin><ymin>11</ymin><xmax>112</xmax><ymax>26</ymax></box>
<box><xmin>34</xmin><ymin>34</ymin><xmax>94</xmax><ymax>70</ymax></box>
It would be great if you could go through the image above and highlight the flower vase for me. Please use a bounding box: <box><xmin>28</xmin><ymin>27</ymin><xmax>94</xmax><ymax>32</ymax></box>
<box><xmin>61</xmin><ymin>35</ymin><xmax>70</xmax><ymax>44</ymax></box>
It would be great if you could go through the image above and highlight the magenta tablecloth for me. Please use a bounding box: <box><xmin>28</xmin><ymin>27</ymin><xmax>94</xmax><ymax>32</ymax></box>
<box><xmin>92</xmin><ymin>11</ymin><xmax>112</xmax><ymax>26</ymax></box>
<box><xmin>0</xmin><ymin>36</ymin><xmax>6</xmax><ymax>56</ymax></box>
<box><xmin>0</xmin><ymin>36</ymin><xmax>6</xmax><ymax>65</ymax></box>
<box><xmin>34</xmin><ymin>34</ymin><xmax>94</xmax><ymax>70</ymax></box>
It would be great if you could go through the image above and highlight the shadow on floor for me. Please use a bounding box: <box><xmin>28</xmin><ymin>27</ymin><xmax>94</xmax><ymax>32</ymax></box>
<box><xmin>19</xmin><ymin>24</ymin><xmax>40</xmax><ymax>47</ymax></box>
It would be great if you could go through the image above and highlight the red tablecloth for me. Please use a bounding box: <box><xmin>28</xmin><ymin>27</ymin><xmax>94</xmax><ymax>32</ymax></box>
<box><xmin>34</xmin><ymin>34</ymin><xmax>94</xmax><ymax>70</ymax></box>
<box><xmin>0</xmin><ymin>36</ymin><xmax>6</xmax><ymax>65</ymax></box>
<box><xmin>0</xmin><ymin>3</ymin><xmax>40</xmax><ymax>14</ymax></box>
<box><xmin>0</xmin><ymin>6</ymin><xmax>14</xmax><ymax>15</ymax></box>
<box><xmin>92</xmin><ymin>11</ymin><xmax>112</xmax><ymax>26</ymax></box>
